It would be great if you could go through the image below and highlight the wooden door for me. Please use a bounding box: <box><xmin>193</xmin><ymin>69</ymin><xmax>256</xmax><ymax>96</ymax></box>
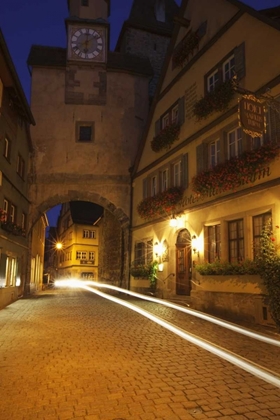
<box><xmin>176</xmin><ymin>229</ymin><xmax>192</xmax><ymax>296</ymax></box>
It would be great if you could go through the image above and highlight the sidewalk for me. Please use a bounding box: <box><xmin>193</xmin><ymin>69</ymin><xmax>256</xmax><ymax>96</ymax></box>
<box><xmin>0</xmin><ymin>288</ymin><xmax>280</xmax><ymax>420</ymax></box>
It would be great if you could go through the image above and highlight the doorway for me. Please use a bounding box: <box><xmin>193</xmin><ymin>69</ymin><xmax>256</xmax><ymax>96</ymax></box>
<box><xmin>176</xmin><ymin>229</ymin><xmax>192</xmax><ymax>295</ymax></box>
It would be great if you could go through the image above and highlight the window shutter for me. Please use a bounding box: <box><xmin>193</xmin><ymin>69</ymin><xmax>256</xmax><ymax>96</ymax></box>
<box><xmin>182</xmin><ymin>153</ymin><xmax>189</xmax><ymax>188</ymax></box>
<box><xmin>178</xmin><ymin>96</ymin><xmax>185</xmax><ymax>126</ymax></box>
<box><xmin>143</xmin><ymin>178</ymin><xmax>148</xmax><ymax>199</ymax></box>
<box><xmin>196</xmin><ymin>21</ymin><xmax>207</xmax><ymax>39</ymax></box>
<box><xmin>196</xmin><ymin>144</ymin><xmax>207</xmax><ymax>174</ymax></box>
<box><xmin>234</xmin><ymin>42</ymin><xmax>246</xmax><ymax>81</ymax></box>
<box><xmin>267</xmin><ymin>98</ymin><xmax>280</xmax><ymax>143</ymax></box>
<box><xmin>155</xmin><ymin>119</ymin><xmax>161</xmax><ymax>136</ymax></box>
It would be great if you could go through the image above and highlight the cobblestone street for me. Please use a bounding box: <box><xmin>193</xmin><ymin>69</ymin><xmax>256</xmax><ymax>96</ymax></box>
<box><xmin>0</xmin><ymin>288</ymin><xmax>280</xmax><ymax>420</ymax></box>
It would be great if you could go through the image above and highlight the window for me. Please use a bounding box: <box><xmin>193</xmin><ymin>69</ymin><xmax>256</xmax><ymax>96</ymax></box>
<box><xmin>3</xmin><ymin>199</ymin><xmax>16</xmax><ymax>223</ymax></box>
<box><xmin>81</xmin><ymin>0</ymin><xmax>89</xmax><ymax>5</ymax></box>
<box><xmin>76</xmin><ymin>122</ymin><xmax>94</xmax><ymax>142</ymax></box>
<box><xmin>5</xmin><ymin>256</ymin><xmax>17</xmax><ymax>287</ymax></box>
<box><xmin>205</xmin><ymin>225</ymin><xmax>221</xmax><ymax>263</ymax></box>
<box><xmin>253</xmin><ymin>212</ymin><xmax>272</xmax><ymax>258</ymax></box>
<box><xmin>209</xmin><ymin>139</ymin><xmax>220</xmax><ymax>168</ymax></box>
<box><xmin>4</xmin><ymin>138</ymin><xmax>10</xmax><ymax>160</ymax></box>
<box><xmin>250</xmin><ymin>135</ymin><xmax>264</xmax><ymax>150</ymax></box>
<box><xmin>81</xmin><ymin>272</ymin><xmax>94</xmax><ymax>279</ymax></box>
<box><xmin>172</xmin><ymin>105</ymin><xmax>179</xmax><ymax>124</ymax></box>
<box><xmin>207</xmin><ymin>70</ymin><xmax>219</xmax><ymax>92</ymax></box>
<box><xmin>76</xmin><ymin>251</ymin><xmax>87</xmax><ymax>260</ymax></box>
<box><xmin>151</xmin><ymin>176</ymin><xmax>157</xmax><ymax>197</ymax></box>
<box><xmin>162</xmin><ymin>169</ymin><xmax>169</xmax><ymax>192</ymax></box>
<box><xmin>228</xmin><ymin>127</ymin><xmax>242</xmax><ymax>158</ymax></box>
<box><xmin>83</xmin><ymin>230</ymin><xmax>95</xmax><ymax>239</ymax></box>
<box><xmin>173</xmin><ymin>161</ymin><xmax>182</xmax><ymax>187</ymax></box>
<box><xmin>17</xmin><ymin>154</ymin><xmax>25</xmax><ymax>179</ymax></box>
<box><xmin>3</xmin><ymin>199</ymin><xmax>8</xmax><ymax>220</ymax></box>
<box><xmin>228</xmin><ymin>219</ymin><xmax>244</xmax><ymax>263</ymax></box>
<box><xmin>162</xmin><ymin>114</ymin><xmax>169</xmax><ymax>129</ymax></box>
<box><xmin>134</xmin><ymin>239</ymin><xmax>153</xmax><ymax>265</ymax></box>
<box><xmin>89</xmin><ymin>251</ymin><xmax>95</xmax><ymax>262</ymax></box>
<box><xmin>205</xmin><ymin>43</ymin><xmax>245</xmax><ymax>93</ymax></box>
<box><xmin>223</xmin><ymin>55</ymin><xmax>235</xmax><ymax>81</ymax></box>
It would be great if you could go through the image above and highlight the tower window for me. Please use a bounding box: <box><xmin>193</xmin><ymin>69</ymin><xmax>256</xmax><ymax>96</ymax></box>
<box><xmin>76</xmin><ymin>122</ymin><xmax>94</xmax><ymax>142</ymax></box>
<box><xmin>81</xmin><ymin>0</ymin><xmax>89</xmax><ymax>6</ymax></box>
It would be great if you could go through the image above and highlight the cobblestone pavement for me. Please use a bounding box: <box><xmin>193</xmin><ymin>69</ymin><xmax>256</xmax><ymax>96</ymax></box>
<box><xmin>0</xmin><ymin>288</ymin><xmax>280</xmax><ymax>420</ymax></box>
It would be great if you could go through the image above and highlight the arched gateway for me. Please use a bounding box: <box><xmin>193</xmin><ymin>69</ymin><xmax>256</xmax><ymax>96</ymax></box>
<box><xmin>26</xmin><ymin>0</ymin><xmax>153</xmax><ymax>290</ymax></box>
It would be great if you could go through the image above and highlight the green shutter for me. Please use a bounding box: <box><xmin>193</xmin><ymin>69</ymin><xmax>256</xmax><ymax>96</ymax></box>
<box><xmin>196</xmin><ymin>143</ymin><xmax>207</xmax><ymax>174</ymax></box>
<box><xmin>178</xmin><ymin>96</ymin><xmax>185</xmax><ymax>126</ymax></box>
<box><xmin>155</xmin><ymin>119</ymin><xmax>161</xmax><ymax>136</ymax></box>
<box><xmin>182</xmin><ymin>153</ymin><xmax>189</xmax><ymax>188</ymax></box>
<box><xmin>234</xmin><ymin>42</ymin><xmax>246</xmax><ymax>81</ymax></box>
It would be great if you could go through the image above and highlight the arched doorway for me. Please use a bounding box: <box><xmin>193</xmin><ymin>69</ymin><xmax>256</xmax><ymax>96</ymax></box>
<box><xmin>176</xmin><ymin>229</ymin><xmax>192</xmax><ymax>296</ymax></box>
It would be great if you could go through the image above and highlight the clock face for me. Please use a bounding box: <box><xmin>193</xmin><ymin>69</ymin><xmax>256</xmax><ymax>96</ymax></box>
<box><xmin>71</xmin><ymin>28</ymin><xmax>103</xmax><ymax>60</ymax></box>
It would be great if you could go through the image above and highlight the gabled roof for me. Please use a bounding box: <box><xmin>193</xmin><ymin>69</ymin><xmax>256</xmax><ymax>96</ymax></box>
<box><xmin>27</xmin><ymin>45</ymin><xmax>153</xmax><ymax>78</ymax></box>
<box><xmin>0</xmin><ymin>29</ymin><xmax>35</xmax><ymax>126</ymax></box>
<box><xmin>69</xmin><ymin>201</ymin><xmax>103</xmax><ymax>225</ymax></box>
<box><xmin>115</xmin><ymin>0</ymin><xmax>179</xmax><ymax>51</ymax></box>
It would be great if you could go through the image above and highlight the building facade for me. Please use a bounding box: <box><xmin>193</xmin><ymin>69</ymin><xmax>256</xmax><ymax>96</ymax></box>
<box><xmin>0</xmin><ymin>29</ymin><xmax>35</xmax><ymax>308</ymax></box>
<box><xmin>131</xmin><ymin>0</ymin><xmax>280</xmax><ymax>326</ymax></box>
<box><xmin>55</xmin><ymin>201</ymin><xmax>103</xmax><ymax>280</ymax></box>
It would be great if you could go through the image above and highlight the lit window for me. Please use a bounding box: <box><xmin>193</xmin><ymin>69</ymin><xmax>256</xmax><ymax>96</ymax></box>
<box><xmin>134</xmin><ymin>239</ymin><xmax>153</xmax><ymax>265</ymax></box>
<box><xmin>76</xmin><ymin>251</ymin><xmax>87</xmax><ymax>260</ymax></box>
<box><xmin>205</xmin><ymin>225</ymin><xmax>221</xmax><ymax>263</ymax></box>
<box><xmin>228</xmin><ymin>219</ymin><xmax>244</xmax><ymax>263</ymax></box>
<box><xmin>89</xmin><ymin>252</ymin><xmax>95</xmax><ymax>261</ymax></box>
<box><xmin>253</xmin><ymin>212</ymin><xmax>272</xmax><ymax>259</ymax></box>
<box><xmin>4</xmin><ymin>138</ymin><xmax>10</xmax><ymax>160</ymax></box>
<box><xmin>83</xmin><ymin>230</ymin><xmax>95</xmax><ymax>238</ymax></box>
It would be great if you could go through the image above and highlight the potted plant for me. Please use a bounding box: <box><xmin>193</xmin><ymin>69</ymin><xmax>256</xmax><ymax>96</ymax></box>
<box><xmin>151</xmin><ymin>122</ymin><xmax>180</xmax><ymax>152</ymax></box>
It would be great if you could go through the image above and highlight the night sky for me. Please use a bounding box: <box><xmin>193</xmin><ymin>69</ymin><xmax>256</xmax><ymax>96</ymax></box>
<box><xmin>1</xmin><ymin>0</ymin><xmax>279</xmax><ymax>225</ymax></box>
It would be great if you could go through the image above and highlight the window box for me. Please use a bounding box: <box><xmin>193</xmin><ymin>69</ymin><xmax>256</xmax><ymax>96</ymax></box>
<box><xmin>193</xmin><ymin>79</ymin><xmax>235</xmax><ymax>120</ymax></box>
<box><xmin>172</xmin><ymin>31</ymin><xmax>200</xmax><ymax>68</ymax></box>
<box><xmin>192</xmin><ymin>143</ymin><xmax>280</xmax><ymax>197</ymax></box>
<box><xmin>1</xmin><ymin>221</ymin><xmax>25</xmax><ymax>236</ymax></box>
<box><xmin>137</xmin><ymin>186</ymin><xmax>184</xmax><ymax>220</ymax></box>
<box><xmin>151</xmin><ymin>122</ymin><xmax>180</xmax><ymax>152</ymax></box>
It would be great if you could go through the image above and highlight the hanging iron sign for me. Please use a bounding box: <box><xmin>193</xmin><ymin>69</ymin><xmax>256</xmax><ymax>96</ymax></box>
<box><xmin>238</xmin><ymin>94</ymin><xmax>266</xmax><ymax>137</ymax></box>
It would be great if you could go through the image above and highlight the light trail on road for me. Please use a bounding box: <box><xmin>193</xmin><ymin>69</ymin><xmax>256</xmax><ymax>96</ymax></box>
<box><xmin>55</xmin><ymin>279</ymin><xmax>280</xmax><ymax>347</ymax></box>
<box><xmin>55</xmin><ymin>279</ymin><xmax>280</xmax><ymax>389</ymax></box>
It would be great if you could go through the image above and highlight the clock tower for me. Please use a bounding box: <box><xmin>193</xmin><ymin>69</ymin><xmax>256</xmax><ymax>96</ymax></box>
<box><xmin>66</xmin><ymin>0</ymin><xmax>110</xmax><ymax>64</ymax></box>
<box><xmin>65</xmin><ymin>0</ymin><xmax>110</xmax><ymax>104</ymax></box>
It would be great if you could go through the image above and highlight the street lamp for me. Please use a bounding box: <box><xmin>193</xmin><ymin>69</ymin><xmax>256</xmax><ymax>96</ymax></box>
<box><xmin>55</xmin><ymin>242</ymin><xmax>63</xmax><ymax>250</ymax></box>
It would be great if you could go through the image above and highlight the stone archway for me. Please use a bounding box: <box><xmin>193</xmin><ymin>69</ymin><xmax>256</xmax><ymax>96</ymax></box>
<box><xmin>26</xmin><ymin>189</ymin><xmax>131</xmax><ymax>294</ymax></box>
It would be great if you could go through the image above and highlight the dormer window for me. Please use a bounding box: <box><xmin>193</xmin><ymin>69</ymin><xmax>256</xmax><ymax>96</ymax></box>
<box><xmin>155</xmin><ymin>0</ymin><xmax>165</xmax><ymax>22</ymax></box>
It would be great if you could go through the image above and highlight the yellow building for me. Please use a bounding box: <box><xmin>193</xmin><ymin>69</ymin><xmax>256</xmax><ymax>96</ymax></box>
<box><xmin>56</xmin><ymin>201</ymin><xmax>103</xmax><ymax>280</ymax></box>
<box><xmin>131</xmin><ymin>0</ymin><xmax>280</xmax><ymax>326</ymax></box>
